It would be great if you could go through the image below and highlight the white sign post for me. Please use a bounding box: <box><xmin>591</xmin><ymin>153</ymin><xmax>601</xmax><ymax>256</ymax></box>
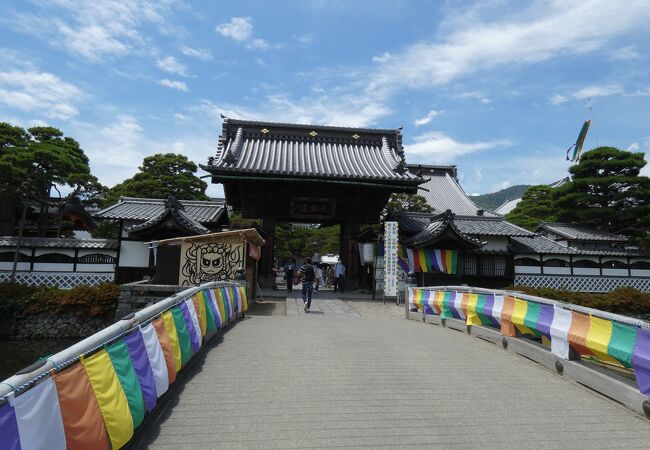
<box><xmin>384</xmin><ymin>221</ymin><xmax>399</xmax><ymax>299</ymax></box>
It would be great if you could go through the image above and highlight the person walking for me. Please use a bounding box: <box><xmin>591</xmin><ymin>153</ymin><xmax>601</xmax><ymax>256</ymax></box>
<box><xmin>326</xmin><ymin>265</ymin><xmax>335</xmax><ymax>287</ymax></box>
<box><xmin>315</xmin><ymin>265</ymin><xmax>325</xmax><ymax>291</ymax></box>
<box><xmin>298</xmin><ymin>257</ymin><xmax>316</xmax><ymax>312</ymax></box>
<box><xmin>334</xmin><ymin>258</ymin><xmax>346</xmax><ymax>293</ymax></box>
<box><xmin>285</xmin><ymin>258</ymin><xmax>296</xmax><ymax>293</ymax></box>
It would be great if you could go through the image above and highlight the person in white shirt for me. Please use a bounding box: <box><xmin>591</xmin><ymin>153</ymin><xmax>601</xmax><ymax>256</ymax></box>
<box><xmin>314</xmin><ymin>266</ymin><xmax>324</xmax><ymax>291</ymax></box>
<box><xmin>334</xmin><ymin>259</ymin><xmax>346</xmax><ymax>293</ymax></box>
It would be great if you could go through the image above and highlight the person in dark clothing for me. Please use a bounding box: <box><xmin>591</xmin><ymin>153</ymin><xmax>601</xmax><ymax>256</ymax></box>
<box><xmin>285</xmin><ymin>258</ymin><xmax>296</xmax><ymax>292</ymax></box>
<box><xmin>298</xmin><ymin>257</ymin><xmax>316</xmax><ymax>312</ymax></box>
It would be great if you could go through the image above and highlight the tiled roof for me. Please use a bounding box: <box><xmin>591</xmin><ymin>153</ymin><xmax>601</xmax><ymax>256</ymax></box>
<box><xmin>95</xmin><ymin>197</ymin><xmax>226</xmax><ymax>223</ymax></box>
<box><xmin>0</xmin><ymin>237</ymin><xmax>118</xmax><ymax>249</ymax></box>
<box><xmin>389</xmin><ymin>211</ymin><xmax>534</xmax><ymax>240</ymax></box>
<box><xmin>538</xmin><ymin>222</ymin><xmax>628</xmax><ymax>242</ymax></box>
<box><xmin>202</xmin><ymin>118</ymin><xmax>423</xmax><ymax>186</ymax></box>
<box><xmin>509</xmin><ymin>235</ymin><xmax>650</xmax><ymax>256</ymax></box>
<box><xmin>406</xmin><ymin>165</ymin><xmax>498</xmax><ymax>217</ymax></box>
<box><xmin>128</xmin><ymin>197</ymin><xmax>210</xmax><ymax>235</ymax></box>
<box><xmin>494</xmin><ymin>198</ymin><xmax>521</xmax><ymax>215</ymax></box>
<box><xmin>402</xmin><ymin>212</ymin><xmax>483</xmax><ymax>248</ymax></box>
<box><xmin>509</xmin><ymin>235</ymin><xmax>578</xmax><ymax>255</ymax></box>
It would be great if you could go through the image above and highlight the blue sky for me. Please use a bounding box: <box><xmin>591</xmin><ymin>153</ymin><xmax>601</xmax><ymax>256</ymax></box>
<box><xmin>1</xmin><ymin>0</ymin><xmax>650</xmax><ymax>198</ymax></box>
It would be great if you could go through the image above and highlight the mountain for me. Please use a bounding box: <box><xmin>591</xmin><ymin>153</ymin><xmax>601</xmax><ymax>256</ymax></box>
<box><xmin>469</xmin><ymin>185</ymin><xmax>532</xmax><ymax>211</ymax></box>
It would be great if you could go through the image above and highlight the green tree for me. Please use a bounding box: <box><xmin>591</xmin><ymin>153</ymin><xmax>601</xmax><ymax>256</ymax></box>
<box><xmin>505</xmin><ymin>185</ymin><xmax>556</xmax><ymax>230</ymax></box>
<box><xmin>553</xmin><ymin>147</ymin><xmax>650</xmax><ymax>245</ymax></box>
<box><xmin>0</xmin><ymin>123</ymin><xmax>99</xmax><ymax>235</ymax></box>
<box><xmin>106</xmin><ymin>153</ymin><xmax>208</xmax><ymax>205</ymax></box>
<box><xmin>384</xmin><ymin>193</ymin><xmax>433</xmax><ymax>214</ymax></box>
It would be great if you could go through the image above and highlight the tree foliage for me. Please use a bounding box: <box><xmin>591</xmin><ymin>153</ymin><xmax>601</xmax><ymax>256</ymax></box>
<box><xmin>274</xmin><ymin>224</ymin><xmax>340</xmax><ymax>260</ymax></box>
<box><xmin>0</xmin><ymin>123</ymin><xmax>100</xmax><ymax>234</ymax></box>
<box><xmin>505</xmin><ymin>185</ymin><xmax>556</xmax><ymax>230</ymax></box>
<box><xmin>106</xmin><ymin>153</ymin><xmax>208</xmax><ymax>205</ymax></box>
<box><xmin>553</xmin><ymin>147</ymin><xmax>650</xmax><ymax>245</ymax></box>
<box><xmin>384</xmin><ymin>193</ymin><xmax>433</xmax><ymax>214</ymax></box>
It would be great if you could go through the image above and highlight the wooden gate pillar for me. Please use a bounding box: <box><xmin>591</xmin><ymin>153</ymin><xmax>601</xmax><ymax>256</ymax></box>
<box><xmin>340</xmin><ymin>221</ymin><xmax>360</xmax><ymax>286</ymax></box>
<box><xmin>260</xmin><ymin>217</ymin><xmax>276</xmax><ymax>276</ymax></box>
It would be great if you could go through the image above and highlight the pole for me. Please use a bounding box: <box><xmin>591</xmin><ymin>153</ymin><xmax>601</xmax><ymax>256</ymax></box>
<box><xmin>10</xmin><ymin>203</ymin><xmax>28</xmax><ymax>283</ymax></box>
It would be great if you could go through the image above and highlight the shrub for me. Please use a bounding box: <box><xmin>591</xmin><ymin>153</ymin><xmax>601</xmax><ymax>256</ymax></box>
<box><xmin>508</xmin><ymin>285</ymin><xmax>650</xmax><ymax>315</ymax></box>
<box><xmin>0</xmin><ymin>282</ymin><xmax>119</xmax><ymax>318</ymax></box>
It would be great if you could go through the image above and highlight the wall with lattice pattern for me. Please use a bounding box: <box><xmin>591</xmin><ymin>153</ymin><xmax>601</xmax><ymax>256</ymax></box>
<box><xmin>0</xmin><ymin>271</ymin><xmax>114</xmax><ymax>289</ymax></box>
<box><xmin>513</xmin><ymin>274</ymin><xmax>650</xmax><ymax>293</ymax></box>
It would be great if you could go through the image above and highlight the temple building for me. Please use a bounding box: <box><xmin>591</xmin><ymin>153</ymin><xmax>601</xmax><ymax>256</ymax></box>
<box><xmin>95</xmin><ymin>196</ymin><xmax>228</xmax><ymax>284</ymax></box>
<box><xmin>386</xmin><ymin>164</ymin><xmax>650</xmax><ymax>292</ymax></box>
<box><xmin>201</xmin><ymin>117</ymin><xmax>424</xmax><ymax>286</ymax></box>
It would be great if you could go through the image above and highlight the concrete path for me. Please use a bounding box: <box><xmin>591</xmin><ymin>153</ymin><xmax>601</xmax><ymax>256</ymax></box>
<box><xmin>140</xmin><ymin>302</ymin><xmax>650</xmax><ymax>449</ymax></box>
<box><xmin>286</xmin><ymin>296</ymin><xmax>361</xmax><ymax>317</ymax></box>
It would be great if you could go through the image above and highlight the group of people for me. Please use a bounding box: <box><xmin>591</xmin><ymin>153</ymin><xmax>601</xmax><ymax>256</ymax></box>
<box><xmin>284</xmin><ymin>257</ymin><xmax>346</xmax><ymax>312</ymax></box>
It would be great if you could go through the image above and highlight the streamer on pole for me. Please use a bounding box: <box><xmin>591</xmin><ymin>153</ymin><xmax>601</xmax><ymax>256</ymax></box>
<box><xmin>566</xmin><ymin>120</ymin><xmax>591</xmax><ymax>162</ymax></box>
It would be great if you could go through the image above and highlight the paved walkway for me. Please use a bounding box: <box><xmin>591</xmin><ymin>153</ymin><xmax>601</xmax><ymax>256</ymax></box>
<box><xmin>140</xmin><ymin>300</ymin><xmax>650</xmax><ymax>449</ymax></box>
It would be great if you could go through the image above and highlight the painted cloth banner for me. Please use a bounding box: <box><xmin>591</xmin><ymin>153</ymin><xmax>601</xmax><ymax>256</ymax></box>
<box><xmin>550</xmin><ymin>306</ymin><xmax>573</xmax><ymax>359</ymax></box>
<box><xmin>201</xmin><ymin>290</ymin><xmax>218</xmax><ymax>333</ymax></box>
<box><xmin>171</xmin><ymin>306</ymin><xmax>193</xmax><ymax>366</ymax></box>
<box><xmin>53</xmin><ymin>363</ymin><xmax>110</xmax><ymax>450</ymax></box>
<box><xmin>206</xmin><ymin>289</ymin><xmax>222</xmax><ymax>329</ymax></box>
<box><xmin>105</xmin><ymin>340</ymin><xmax>146</xmax><ymax>428</ymax></box>
<box><xmin>154</xmin><ymin>315</ymin><xmax>179</xmax><ymax>380</ymax></box>
<box><xmin>632</xmin><ymin>328</ymin><xmax>650</xmax><ymax>396</ymax></box>
<box><xmin>238</xmin><ymin>286</ymin><xmax>249</xmax><ymax>312</ymax></box>
<box><xmin>0</xmin><ymin>403</ymin><xmax>20</xmax><ymax>450</ymax></box>
<box><xmin>10</xmin><ymin>377</ymin><xmax>66</xmax><ymax>450</ymax></box>
<box><xmin>81</xmin><ymin>350</ymin><xmax>134</xmax><ymax>450</ymax></box>
<box><xmin>140</xmin><ymin>323</ymin><xmax>170</xmax><ymax>398</ymax></box>
<box><xmin>182</xmin><ymin>299</ymin><xmax>202</xmax><ymax>353</ymax></box>
<box><xmin>123</xmin><ymin>329</ymin><xmax>158</xmax><ymax>412</ymax></box>
<box><xmin>404</xmin><ymin>248</ymin><xmax>458</xmax><ymax>274</ymax></box>
<box><xmin>397</xmin><ymin>244</ymin><xmax>410</xmax><ymax>273</ymax></box>
<box><xmin>162</xmin><ymin>311</ymin><xmax>183</xmax><ymax>372</ymax></box>
<box><xmin>194</xmin><ymin>293</ymin><xmax>208</xmax><ymax>336</ymax></box>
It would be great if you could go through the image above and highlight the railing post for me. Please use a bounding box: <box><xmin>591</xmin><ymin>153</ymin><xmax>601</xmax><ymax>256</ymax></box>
<box><xmin>234</xmin><ymin>267</ymin><xmax>246</xmax><ymax>318</ymax></box>
<box><xmin>405</xmin><ymin>271</ymin><xmax>417</xmax><ymax>319</ymax></box>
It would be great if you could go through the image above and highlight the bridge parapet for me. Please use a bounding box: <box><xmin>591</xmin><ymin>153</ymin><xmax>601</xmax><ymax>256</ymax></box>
<box><xmin>0</xmin><ymin>279</ymin><xmax>249</xmax><ymax>449</ymax></box>
<box><xmin>408</xmin><ymin>285</ymin><xmax>650</xmax><ymax>418</ymax></box>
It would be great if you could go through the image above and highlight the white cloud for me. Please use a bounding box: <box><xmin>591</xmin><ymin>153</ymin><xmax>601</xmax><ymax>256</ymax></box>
<box><xmin>367</xmin><ymin>1</ymin><xmax>650</xmax><ymax>92</ymax></box>
<box><xmin>404</xmin><ymin>131</ymin><xmax>510</xmax><ymax>162</ymax></box>
<box><xmin>181</xmin><ymin>46</ymin><xmax>212</xmax><ymax>61</ymax></box>
<box><xmin>572</xmin><ymin>84</ymin><xmax>622</xmax><ymax>99</ymax></box>
<box><xmin>457</xmin><ymin>91</ymin><xmax>491</xmax><ymax>104</ymax></box>
<box><xmin>10</xmin><ymin>0</ymin><xmax>180</xmax><ymax>61</ymax></box>
<box><xmin>157</xmin><ymin>56</ymin><xmax>188</xmax><ymax>76</ymax></box>
<box><xmin>190</xmin><ymin>91</ymin><xmax>390</xmax><ymax>128</ymax></box>
<box><xmin>215</xmin><ymin>17</ymin><xmax>253</xmax><ymax>42</ymax></box>
<box><xmin>549</xmin><ymin>94</ymin><xmax>567</xmax><ymax>105</ymax></box>
<box><xmin>628</xmin><ymin>142</ymin><xmax>640</xmax><ymax>152</ymax></box>
<box><xmin>215</xmin><ymin>16</ymin><xmax>273</xmax><ymax>50</ymax></box>
<box><xmin>0</xmin><ymin>70</ymin><xmax>82</xmax><ymax>120</ymax></box>
<box><xmin>414</xmin><ymin>109</ymin><xmax>442</xmax><ymax>126</ymax></box>
<box><xmin>609</xmin><ymin>45</ymin><xmax>640</xmax><ymax>61</ymax></box>
<box><xmin>372</xmin><ymin>52</ymin><xmax>392</xmax><ymax>63</ymax></box>
<box><xmin>158</xmin><ymin>79</ymin><xmax>188</xmax><ymax>92</ymax></box>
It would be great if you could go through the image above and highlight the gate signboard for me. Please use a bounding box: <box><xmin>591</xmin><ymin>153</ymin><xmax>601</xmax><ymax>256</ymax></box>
<box><xmin>384</xmin><ymin>221</ymin><xmax>399</xmax><ymax>297</ymax></box>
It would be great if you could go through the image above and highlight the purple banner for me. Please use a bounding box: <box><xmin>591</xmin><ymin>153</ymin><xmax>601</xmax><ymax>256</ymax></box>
<box><xmin>124</xmin><ymin>330</ymin><xmax>158</xmax><ymax>412</ymax></box>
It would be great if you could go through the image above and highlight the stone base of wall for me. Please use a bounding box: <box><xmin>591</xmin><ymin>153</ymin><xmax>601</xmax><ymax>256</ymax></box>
<box><xmin>13</xmin><ymin>313</ymin><xmax>113</xmax><ymax>339</ymax></box>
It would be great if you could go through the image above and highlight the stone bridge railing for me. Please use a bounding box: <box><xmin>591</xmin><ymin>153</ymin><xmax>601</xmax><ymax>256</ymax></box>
<box><xmin>407</xmin><ymin>285</ymin><xmax>650</xmax><ymax>418</ymax></box>
<box><xmin>0</xmin><ymin>281</ymin><xmax>248</xmax><ymax>450</ymax></box>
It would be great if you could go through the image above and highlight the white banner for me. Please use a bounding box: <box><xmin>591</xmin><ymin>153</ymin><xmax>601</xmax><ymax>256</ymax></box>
<box><xmin>384</xmin><ymin>221</ymin><xmax>399</xmax><ymax>297</ymax></box>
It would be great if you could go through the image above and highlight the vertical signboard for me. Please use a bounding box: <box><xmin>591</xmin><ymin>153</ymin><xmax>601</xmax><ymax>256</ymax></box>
<box><xmin>384</xmin><ymin>221</ymin><xmax>399</xmax><ymax>297</ymax></box>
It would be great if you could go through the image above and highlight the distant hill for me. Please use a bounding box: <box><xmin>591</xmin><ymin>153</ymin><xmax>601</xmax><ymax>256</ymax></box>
<box><xmin>469</xmin><ymin>185</ymin><xmax>532</xmax><ymax>211</ymax></box>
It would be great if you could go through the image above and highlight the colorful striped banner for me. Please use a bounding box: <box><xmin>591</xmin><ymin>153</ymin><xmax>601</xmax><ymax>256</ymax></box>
<box><xmin>81</xmin><ymin>349</ymin><xmax>133</xmax><ymax>450</ymax></box>
<box><xmin>0</xmin><ymin>284</ymin><xmax>248</xmax><ymax>450</ymax></box>
<box><xmin>53</xmin><ymin>362</ymin><xmax>110</xmax><ymax>450</ymax></box>
<box><xmin>403</xmin><ymin>248</ymin><xmax>458</xmax><ymax>274</ymax></box>
<box><xmin>123</xmin><ymin>329</ymin><xmax>158</xmax><ymax>412</ymax></box>
<box><xmin>632</xmin><ymin>328</ymin><xmax>650</xmax><ymax>395</ymax></box>
<box><xmin>10</xmin><ymin>377</ymin><xmax>66</xmax><ymax>450</ymax></box>
<box><xmin>105</xmin><ymin>340</ymin><xmax>146</xmax><ymax>428</ymax></box>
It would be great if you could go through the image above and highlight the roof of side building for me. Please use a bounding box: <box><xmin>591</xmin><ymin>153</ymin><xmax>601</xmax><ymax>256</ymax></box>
<box><xmin>95</xmin><ymin>197</ymin><xmax>227</xmax><ymax>223</ymax></box>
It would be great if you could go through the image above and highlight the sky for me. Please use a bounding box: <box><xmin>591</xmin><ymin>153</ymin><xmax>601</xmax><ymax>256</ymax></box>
<box><xmin>1</xmin><ymin>0</ymin><xmax>650</xmax><ymax>198</ymax></box>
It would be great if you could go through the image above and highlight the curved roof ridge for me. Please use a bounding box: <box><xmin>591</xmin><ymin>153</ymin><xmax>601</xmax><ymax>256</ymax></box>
<box><xmin>444</xmin><ymin>172</ymin><xmax>484</xmax><ymax>213</ymax></box>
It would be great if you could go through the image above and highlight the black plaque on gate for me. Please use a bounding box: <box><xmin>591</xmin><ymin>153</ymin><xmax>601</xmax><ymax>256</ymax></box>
<box><xmin>290</xmin><ymin>197</ymin><xmax>336</xmax><ymax>220</ymax></box>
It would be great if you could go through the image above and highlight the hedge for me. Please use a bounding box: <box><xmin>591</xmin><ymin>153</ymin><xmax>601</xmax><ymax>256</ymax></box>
<box><xmin>508</xmin><ymin>286</ymin><xmax>650</xmax><ymax>316</ymax></box>
<box><xmin>0</xmin><ymin>282</ymin><xmax>119</xmax><ymax>318</ymax></box>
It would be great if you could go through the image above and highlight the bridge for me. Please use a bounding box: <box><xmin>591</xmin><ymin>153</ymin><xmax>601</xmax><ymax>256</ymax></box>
<box><xmin>2</xmin><ymin>285</ymin><xmax>650</xmax><ymax>449</ymax></box>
